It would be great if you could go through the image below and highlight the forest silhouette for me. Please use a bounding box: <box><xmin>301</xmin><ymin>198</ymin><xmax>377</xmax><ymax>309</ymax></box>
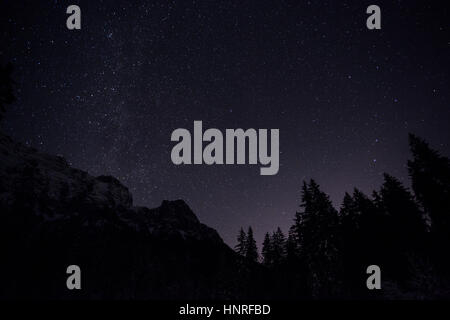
<box><xmin>235</xmin><ymin>133</ymin><xmax>450</xmax><ymax>298</ymax></box>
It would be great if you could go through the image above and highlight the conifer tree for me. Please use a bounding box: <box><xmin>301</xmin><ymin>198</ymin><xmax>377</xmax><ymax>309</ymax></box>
<box><xmin>245</xmin><ymin>227</ymin><xmax>258</xmax><ymax>263</ymax></box>
<box><xmin>293</xmin><ymin>179</ymin><xmax>342</xmax><ymax>298</ymax></box>
<box><xmin>339</xmin><ymin>189</ymin><xmax>381</xmax><ymax>295</ymax></box>
<box><xmin>285</xmin><ymin>226</ymin><xmax>298</xmax><ymax>262</ymax></box>
<box><xmin>234</xmin><ymin>227</ymin><xmax>247</xmax><ymax>256</ymax></box>
<box><xmin>375</xmin><ymin>173</ymin><xmax>426</xmax><ymax>282</ymax></box>
<box><xmin>271</xmin><ymin>227</ymin><xmax>286</xmax><ymax>265</ymax></box>
<box><xmin>378</xmin><ymin>173</ymin><xmax>426</xmax><ymax>247</ymax></box>
<box><xmin>261</xmin><ymin>232</ymin><xmax>273</xmax><ymax>266</ymax></box>
<box><xmin>408</xmin><ymin>134</ymin><xmax>450</xmax><ymax>242</ymax></box>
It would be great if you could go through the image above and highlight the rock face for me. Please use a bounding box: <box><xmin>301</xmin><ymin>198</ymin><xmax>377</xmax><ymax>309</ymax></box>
<box><xmin>0</xmin><ymin>133</ymin><xmax>244</xmax><ymax>299</ymax></box>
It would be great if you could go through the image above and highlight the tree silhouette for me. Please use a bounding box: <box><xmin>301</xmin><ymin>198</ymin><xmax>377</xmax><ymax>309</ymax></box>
<box><xmin>285</xmin><ymin>227</ymin><xmax>298</xmax><ymax>263</ymax></box>
<box><xmin>292</xmin><ymin>180</ymin><xmax>342</xmax><ymax>298</ymax></box>
<box><xmin>408</xmin><ymin>134</ymin><xmax>450</xmax><ymax>243</ymax></box>
<box><xmin>261</xmin><ymin>228</ymin><xmax>286</xmax><ymax>267</ymax></box>
<box><xmin>271</xmin><ymin>227</ymin><xmax>286</xmax><ymax>266</ymax></box>
<box><xmin>0</xmin><ymin>63</ymin><xmax>15</xmax><ymax>122</ymax></box>
<box><xmin>373</xmin><ymin>173</ymin><xmax>427</xmax><ymax>283</ymax></box>
<box><xmin>378</xmin><ymin>174</ymin><xmax>426</xmax><ymax>243</ymax></box>
<box><xmin>234</xmin><ymin>227</ymin><xmax>247</xmax><ymax>256</ymax></box>
<box><xmin>261</xmin><ymin>232</ymin><xmax>273</xmax><ymax>266</ymax></box>
<box><xmin>339</xmin><ymin>188</ymin><xmax>385</xmax><ymax>296</ymax></box>
<box><xmin>244</xmin><ymin>227</ymin><xmax>258</xmax><ymax>263</ymax></box>
<box><xmin>339</xmin><ymin>191</ymin><xmax>362</xmax><ymax>295</ymax></box>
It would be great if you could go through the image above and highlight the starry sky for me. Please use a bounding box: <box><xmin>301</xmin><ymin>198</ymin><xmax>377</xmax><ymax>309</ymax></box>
<box><xmin>1</xmin><ymin>0</ymin><xmax>449</xmax><ymax>246</ymax></box>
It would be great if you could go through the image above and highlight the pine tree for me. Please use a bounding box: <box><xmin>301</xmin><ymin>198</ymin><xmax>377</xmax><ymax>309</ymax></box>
<box><xmin>351</xmin><ymin>189</ymin><xmax>384</xmax><ymax>256</ymax></box>
<box><xmin>375</xmin><ymin>173</ymin><xmax>427</xmax><ymax>282</ymax></box>
<box><xmin>292</xmin><ymin>182</ymin><xmax>310</xmax><ymax>250</ymax></box>
<box><xmin>285</xmin><ymin>226</ymin><xmax>298</xmax><ymax>262</ymax></box>
<box><xmin>408</xmin><ymin>134</ymin><xmax>450</xmax><ymax>242</ymax></box>
<box><xmin>339</xmin><ymin>189</ymin><xmax>381</xmax><ymax>296</ymax></box>
<box><xmin>378</xmin><ymin>173</ymin><xmax>426</xmax><ymax>247</ymax></box>
<box><xmin>234</xmin><ymin>227</ymin><xmax>247</xmax><ymax>256</ymax></box>
<box><xmin>292</xmin><ymin>179</ymin><xmax>342</xmax><ymax>298</ymax></box>
<box><xmin>340</xmin><ymin>192</ymin><xmax>355</xmax><ymax>218</ymax></box>
<box><xmin>244</xmin><ymin>227</ymin><xmax>258</xmax><ymax>263</ymax></box>
<box><xmin>261</xmin><ymin>232</ymin><xmax>273</xmax><ymax>266</ymax></box>
<box><xmin>271</xmin><ymin>227</ymin><xmax>286</xmax><ymax>265</ymax></box>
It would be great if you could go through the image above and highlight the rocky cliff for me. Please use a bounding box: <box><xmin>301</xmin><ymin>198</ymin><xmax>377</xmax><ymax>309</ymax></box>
<box><xmin>0</xmin><ymin>133</ymin><xmax>250</xmax><ymax>299</ymax></box>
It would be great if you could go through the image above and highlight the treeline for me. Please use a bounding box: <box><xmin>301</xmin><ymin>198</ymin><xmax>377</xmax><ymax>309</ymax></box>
<box><xmin>235</xmin><ymin>134</ymin><xmax>450</xmax><ymax>299</ymax></box>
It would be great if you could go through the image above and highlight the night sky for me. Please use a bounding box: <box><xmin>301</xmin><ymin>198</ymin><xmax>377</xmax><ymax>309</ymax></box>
<box><xmin>1</xmin><ymin>1</ymin><xmax>449</xmax><ymax>246</ymax></box>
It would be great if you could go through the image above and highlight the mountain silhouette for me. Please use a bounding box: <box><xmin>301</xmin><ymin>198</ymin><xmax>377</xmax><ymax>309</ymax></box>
<box><xmin>0</xmin><ymin>132</ymin><xmax>264</xmax><ymax>299</ymax></box>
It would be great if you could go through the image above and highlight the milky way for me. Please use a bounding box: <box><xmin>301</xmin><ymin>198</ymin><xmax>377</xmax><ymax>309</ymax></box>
<box><xmin>1</xmin><ymin>1</ymin><xmax>449</xmax><ymax>245</ymax></box>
